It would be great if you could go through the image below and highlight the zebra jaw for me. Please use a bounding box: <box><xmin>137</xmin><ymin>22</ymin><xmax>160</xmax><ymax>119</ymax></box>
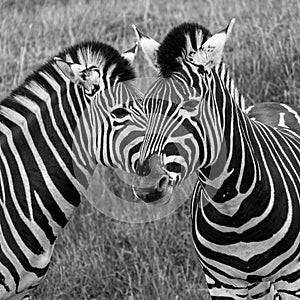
<box><xmin>133</xmin><ymin>177</ymin><xmax>174</xmax><ymax>206</ymax></box>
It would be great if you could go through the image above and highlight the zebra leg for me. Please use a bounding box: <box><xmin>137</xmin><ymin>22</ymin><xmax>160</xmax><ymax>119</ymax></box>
<box><xmin>248</xmin><ymin>281</ymin><xmax>278</xmax><ymax>299</ymax></box>
<box><xmin>270</xmin><ymin>260</ymin><xmax>300</xmax><ymax>299</ymax></box>
<box><xmin>203</xmin><ymin>270</ymin><xmax>249</xmax><ymax>299</ymax></box>
<box><xmin>274</xmin><ymin>275</ymin><xmax>300</xmax><ymax>299</ymax></box>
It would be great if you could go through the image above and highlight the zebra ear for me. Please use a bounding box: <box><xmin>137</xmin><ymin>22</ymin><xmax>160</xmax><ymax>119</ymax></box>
<box><xmin>53</xmin><ymin>57</ymin><xmax>86</xmax><ymax>83</ymax></box>
<box><xmin>54</xmin><ymin>57</ymin><xmax>101</xmax><ymax>95</ymax></box>
<box><xmin>121</xmin><ymin>42</ymin><xmax>138</xmax><ymax>64</ymax></box>
<box><xmin>199</xmin><ymin>18</ymin><xmax>235</xmax><ymax>71</ymax></box>
<box><xmin>132</xmin><ymin>24</ymin><xmax>160</xmax><ymax>70</ymax></box>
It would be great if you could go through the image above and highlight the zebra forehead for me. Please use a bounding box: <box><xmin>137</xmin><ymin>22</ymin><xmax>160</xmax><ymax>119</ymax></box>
<box><xmin>144</xmin><ymin>76</ymin><xmax>200</xmax><ymax>108</ymax></box>
<box><xmin>157</xmin><ymin>23</ymin><xmax>211</xmax><ymax>78</ymax></box>
<box><xmin>185</xmin><ymin>28</ymin><xmax>206</xmax><ymax>52</ymax></box>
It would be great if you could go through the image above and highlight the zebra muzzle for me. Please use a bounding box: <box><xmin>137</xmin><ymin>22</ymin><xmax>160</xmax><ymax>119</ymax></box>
<box><xmin>133</xmin><ymin>154</ymin><xmax>174</xmax><ymax>205</ymax></box>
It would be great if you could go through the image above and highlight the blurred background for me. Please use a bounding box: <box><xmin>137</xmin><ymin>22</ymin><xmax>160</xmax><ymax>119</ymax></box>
<box><xmin>0</xmin><ymin>0</ymin><xmax>300</xmax><ymax>299</ymax></box>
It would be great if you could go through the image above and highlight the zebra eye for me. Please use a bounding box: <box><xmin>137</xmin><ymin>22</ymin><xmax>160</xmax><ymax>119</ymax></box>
<box><xmin>111</xmin><ymin>107</ymin><xmax>131</xmax><ymax>118</ymax></box>
<box><xmin>84</xmin><ymin>85</ymin><xmax>100</xmax><ymax>96</ymax></box>
<box><xmin>189</xmin><ymin>51</ymin><xmax>196</xmax><ymax>57</ymax></box>
<box><xmin>166</xmin><ymin>162</ymin><xmax>183</xmax><ymax>173</ymax></box>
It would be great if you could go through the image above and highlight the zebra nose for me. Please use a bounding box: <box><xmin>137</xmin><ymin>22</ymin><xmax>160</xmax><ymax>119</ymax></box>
<box><xmin>157</xmin><ymin>175</ymin><xmax>170</xmax><ymax>192</ymax></box>
<box><xmin>133</xmin><ymin>153</ymin><xmax>174</xmax><ymax>204</ymax></box>
<box><xmin>135</xmin><ymin>157</ymin><xmax>151</xmax><ymax>176</ymax></box>
<box><xmin>136</xmin><ymin>153</ymin><xmax>163</xmax><ymax>177</ymax></box>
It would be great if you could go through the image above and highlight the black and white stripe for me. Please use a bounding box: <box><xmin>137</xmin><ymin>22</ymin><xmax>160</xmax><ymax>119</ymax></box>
<box><xmin>134</xmin><ymin>21</ymin><xmax>300</xmax><ymax>299</ymax></box>
<box><xmin>0</xmin><ymin>41</ymin><xmax>145</xmax><ymax>299</ymax></box>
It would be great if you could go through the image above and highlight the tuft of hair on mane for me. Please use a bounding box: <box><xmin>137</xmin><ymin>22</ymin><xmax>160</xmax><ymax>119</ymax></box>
<box><xmin>53</xmin><ymin>41</ymin><xmax>136</xmax><ymax>83</ymax></box>
<box><xmin>157</xmin><ymin>23</ymin><xmax>211</xmax><ymax>78</ymax></box>
<box><xmin>7</xmin><ymin>41</ymin><xmax>135</xmax><ymax>103</ymax></box>
<box><xmin>55</xmin><ymin>41</ymin><xmax>136</xmax><ymax>82</ymax></box>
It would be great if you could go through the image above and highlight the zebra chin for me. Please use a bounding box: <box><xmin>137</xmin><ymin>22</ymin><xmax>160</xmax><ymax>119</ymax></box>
<box><xmin>133</xmin><ymin>153</ymin><xmax>175</xmax><ymax>205</ymax></box>
<box><xmin>133</xmin><ymin>179</ymin><xmax>174</xmax><ymax>206</ymax></box>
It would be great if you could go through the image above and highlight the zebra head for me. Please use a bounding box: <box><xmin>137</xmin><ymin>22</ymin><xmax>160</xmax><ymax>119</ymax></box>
<box><xmin>51</xmin><ymin>41</ymin><xmax>146</xmax><ymax>175</ymax></box>
<box><xmin>133</xmin><ymin>20</ymin><xmax>235</xmax><ymax>204</ymax></box>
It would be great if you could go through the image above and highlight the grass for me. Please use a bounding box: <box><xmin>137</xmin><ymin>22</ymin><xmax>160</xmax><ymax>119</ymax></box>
<box><xmin>1</xmin><ymin>0</ymin><xmax>300</xmax><ymax>299</ymax></box>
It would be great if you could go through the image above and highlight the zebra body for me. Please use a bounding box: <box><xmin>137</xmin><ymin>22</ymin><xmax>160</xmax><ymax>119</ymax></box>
<box><xmin>0</xmin><ymin>41</ymin><xmax>145</xmax><ymax>299</ymax></box>
<box><xmin>246</xmin><ymin>102</ymin><xmax>300</xmax><ymax>134</ymax></box>
<box><xmin>134</xmin><ymin>21</ymin><xmax>300</xmax><ymax>299</ymax></box>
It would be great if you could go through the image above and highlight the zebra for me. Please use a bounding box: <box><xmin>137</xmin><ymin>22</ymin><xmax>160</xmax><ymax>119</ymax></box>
<box><xmin>132</xmin><ymin>23</ymin><xmax>246</xmax><ymax>112</ymax></box>
<box><xmin>133</xmin><ymin>24</ymin><xmax>300</xmax><ymax>127</ymax></box>
<box><xmin>0</xmin><ymin>40</ymin><xmax>145</xmax><ymax>300</ymax></box>
<box><xmin>133</xmin><ymin>19</ymin><xmax>300</xmax><ymax>299</ymax></box>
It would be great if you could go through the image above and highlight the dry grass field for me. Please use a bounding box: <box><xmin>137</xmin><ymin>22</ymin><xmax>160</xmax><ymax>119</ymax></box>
<box><xmin>1</xmin><ymin>0</ymin><xmax>300</xmax><ymax>299</ymax></box>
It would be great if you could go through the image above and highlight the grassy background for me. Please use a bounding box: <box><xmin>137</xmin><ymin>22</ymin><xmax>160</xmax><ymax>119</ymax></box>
<box><xmin>1</xmin><ymin>0</ymin><xmax>300</xmax><ymax>299</ymax></box>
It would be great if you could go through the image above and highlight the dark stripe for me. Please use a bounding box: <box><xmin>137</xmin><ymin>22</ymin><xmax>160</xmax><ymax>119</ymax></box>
<box><xmin>0</xmin><ymin>203</ymin><xmax>49</xmax><ymax>276</ymax></box>
<box><xmin>38</xmin><ymin>71</ymin><xmax>74</xmax><ymax>149</ymax></box>
<box><xmin>20</xmin><ymin>85</ymin><xmax>82</xmax><ymax>207</ymax></box>
<box><xmin>0</xmin><ymin>130</ymin><xmax>56</xmax><ymax>244</ymax></box>
<box><xmin>9</xmin><ymin>112</ymin><xmax>69</xmax><ymax>227</ymax></box>
<box><xmin>0</xmin><ymin>123</ymin><xmax>30</xmax><ymax>219</ymax></box>
<box><xmin>99</xmin><ymin>115</ymin><xmax>113</xmax><ymax>167</ymax></box>
<box><xmin>0</xmin><ymin>271</ymin><xmax>10</xmax><ymax>292</ymax></box>
<box><xmin>0</xmin><ymin>244</ymin><xmax>20</xmax><ymax>291</ymax></box>
<box><xmin>202</xmin><ymin>265</ymin><xmax>245</xmax><ymax>290</ymax></box>
<box><xmin>0</xmin><ymin>133</ymin><xmax>44</xmax><ymax>255</ymax></box>
<box><xmin>274</xmin><ymin>264</ymin><xmax>300</xmax><ymax>284</ymax></box>
<box><xmin>70</xmin><ymin>84</ymin><xmax>85</xmax><ymax>120</ymax></box>
<box><xmin>31</xmin><ymin>190</ymin><xmax>56</xmax><ymax>244</ymax></box>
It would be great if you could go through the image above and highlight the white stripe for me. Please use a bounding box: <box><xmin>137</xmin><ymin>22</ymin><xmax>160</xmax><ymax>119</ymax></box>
<box><xmin>281</xmin><ymin>103</ymin><xmax>300</xmax><ymax>125</ymax></box>
<box><xmin>278</xmin><ymin>112</ymin><xmax>288</xmax><ymax>128</ymax></box>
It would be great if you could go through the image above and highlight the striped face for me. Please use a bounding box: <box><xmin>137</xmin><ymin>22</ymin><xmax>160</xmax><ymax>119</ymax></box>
<box><xmin>140</xmin><ymin>76</ymin><xmax>204</xmax><ymax>178</ymax></box>
<box><xmin>88</xmin><ymin>81</ymin><xmax>146</xmax><ymax>173</ymax></box>
<box><xmin>80</xmin><ymin>79</ymin><xmax>146</xmax><ymax>173</ymax></box>
<box><xmin>54</xmin><ymin>43</ymin><xmax>146</xmax><ymax>174</ymax></box>
<box><xmin>133</xmin><ymin>74</ymin><xmax>209</xmax><ymax>204</ymax></box>
<box><xmin>133</xmin><ymin>21</ymin><xmax>235</xmax><ymax>204</ymax></box>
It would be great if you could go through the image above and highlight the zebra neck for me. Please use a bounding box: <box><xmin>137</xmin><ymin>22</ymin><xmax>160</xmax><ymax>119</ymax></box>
<box><xmin>0</xmin><ymin>72</ymin><xmax>97</xmax><ymax>227</ymax></box>
<box><xmin>30</xmin><ymin>74</ymin><xmax>97</xmax><ymax>196</ymax></box>
<box><xmin>215</xmin><ymin>62</ymin><xmax>246</xmax><ymax>112</ymax></box>
<box><xmin>197</xmin><ymin>70</ymin><xmax>261</xmax><ymax>216</ymax></box>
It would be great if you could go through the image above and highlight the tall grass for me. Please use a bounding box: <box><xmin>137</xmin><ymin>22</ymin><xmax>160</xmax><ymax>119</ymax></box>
<box><xmin>1</xmin><ymin>0</ymin><xmax>300</xmax><ymax>299</ymax></box>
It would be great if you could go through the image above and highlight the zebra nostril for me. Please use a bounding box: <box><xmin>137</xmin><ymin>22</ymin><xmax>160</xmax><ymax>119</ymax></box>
<box><xmin>157</xmin><ymin>175</ymin><xmax>170</xmax><ymax>192</ymax></box>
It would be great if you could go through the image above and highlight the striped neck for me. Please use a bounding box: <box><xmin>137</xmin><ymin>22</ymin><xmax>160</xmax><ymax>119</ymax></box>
<box><xmin>177</xmin><ymin>61</ymin><xmax>246</xmax><ymax>111</ymax></box>
<box><xmin>1</xmin><ymin>70</ymin><xmax>94</xmax><ymax>204</ymax></box>
<box><xmin>196</xmin><ymin>67</ymin><xmax>261</xmax><ymax>216</ymax></box>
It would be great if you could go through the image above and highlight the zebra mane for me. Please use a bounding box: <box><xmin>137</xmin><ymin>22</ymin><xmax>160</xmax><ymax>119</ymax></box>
<box><xmin>157</xmin><ymin>23</ymin><xmax>211</xmax><ymax>78</ymax></box>
<box><xmin>6</xmin><ymin>41</ymin><xmax>135</xmax><ymax>103</ymax></box>
<box><xmin>55</xmin><ymin>41</ymin><xmax>136</xmax><ymax>82</ymax></box>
